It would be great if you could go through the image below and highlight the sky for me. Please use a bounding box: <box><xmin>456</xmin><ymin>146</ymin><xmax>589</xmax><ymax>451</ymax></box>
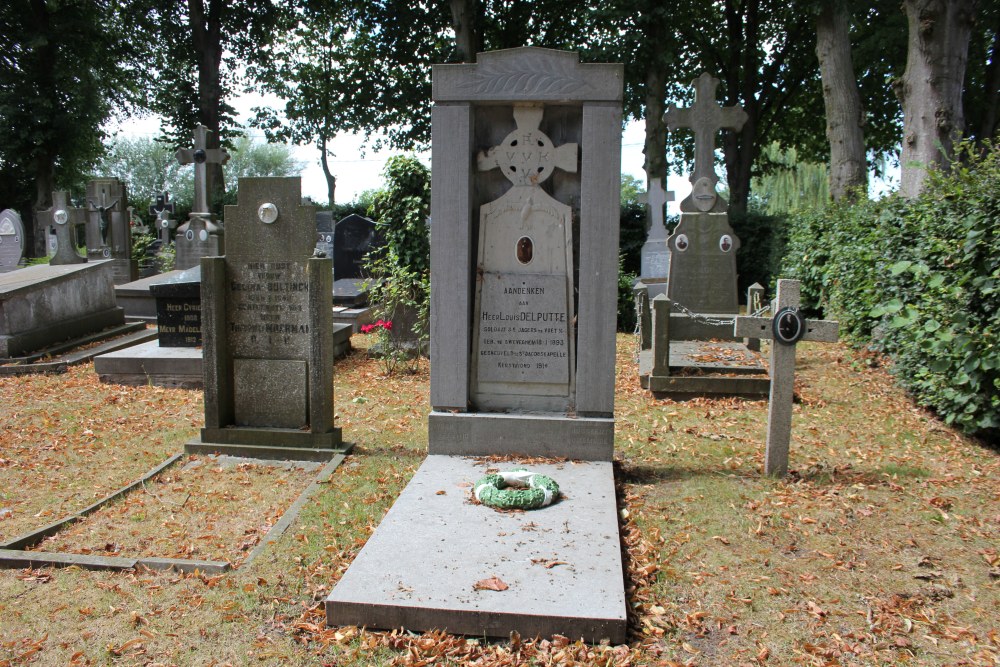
<box><xmin>108</xmin><ymin>90</ymin><xmax>693</xmax><ymax>215</ymax></box>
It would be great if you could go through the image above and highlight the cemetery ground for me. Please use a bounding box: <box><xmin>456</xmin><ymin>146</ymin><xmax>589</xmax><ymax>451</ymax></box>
<box><xmin>1</xmin><ymin>335</ymin><xmax>998</xmax><ymax>666</ymax></box>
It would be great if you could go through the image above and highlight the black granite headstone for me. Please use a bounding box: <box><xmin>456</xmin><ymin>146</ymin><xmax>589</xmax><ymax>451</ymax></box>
<box><xmin>333</xmin><ymin>214</ymin><xmax>381</xmax><ymax>281</ymax></box>
<box><xmin>150</xmin><ymin>266</ymin><xmax>202</xmax><ymax>347</ymax></box>
<box><xmin>332</xmin><ymin>278</ymin><xmax>370</xmax><ymax>307</ymax></box>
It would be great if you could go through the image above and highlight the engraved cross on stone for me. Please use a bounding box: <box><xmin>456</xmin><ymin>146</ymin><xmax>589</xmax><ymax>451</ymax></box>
<box><xmin>734</xmin><ymin>279</ymin><xmax>839</xmax><ymax>477</ymax></box>
<box><xmin>42</xmin><ymin>191</ymin><xmax>87</xmax><ymax>265</ymax></box>
<box><xmin>175</xmin><ymin>124</ymin><xmax>230</xmax><ymax>214</ymax></box>
<box><xmin>477</xmin><ymin>106</ymin><xmax>577</xmax><ymax>187</ymax></box>
<box><xmin>664</xmin><ymin>73</ymin><xmax>747</xmax><ymax>212</ymax></box>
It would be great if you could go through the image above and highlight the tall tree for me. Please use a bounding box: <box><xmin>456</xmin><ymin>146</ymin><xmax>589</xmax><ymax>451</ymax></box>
<box><xmin>0</xmin><ymin>1</ymin><xmax>147</xmax><ymax>255</ymax></box>
<box><xmin>897</xmin><ymin>0</ymin><xmax>976</xmax><ymax>198</ymax></box>
<box><xmin>816</xmin><ymin>0</ymin><xmax>866</xmax><ymax>201</ymax></box>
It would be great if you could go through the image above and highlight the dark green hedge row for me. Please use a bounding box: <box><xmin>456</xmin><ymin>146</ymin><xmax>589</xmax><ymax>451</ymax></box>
<box><xmin>782</xmin><ymin>145</ymin><xmax>1000</xmax><ymax>441</ymax></box>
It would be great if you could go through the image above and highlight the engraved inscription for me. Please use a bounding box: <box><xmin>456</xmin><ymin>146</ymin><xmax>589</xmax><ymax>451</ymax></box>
<box><xmin>477</xmin><ymin>273</ymin><xmax>569</xmax><ymax>384</ymax></box>
<box><xmin>227</xmin><ymin>260</ymin><xmax>311</xmax><ymax>357</ymax></box>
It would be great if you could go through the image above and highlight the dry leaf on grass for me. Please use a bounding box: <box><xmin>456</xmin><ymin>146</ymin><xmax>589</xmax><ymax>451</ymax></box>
<box><xmin>473</xmin><ymin>576</ymin><xmax>509</xmax><ymax>591</ymax></box>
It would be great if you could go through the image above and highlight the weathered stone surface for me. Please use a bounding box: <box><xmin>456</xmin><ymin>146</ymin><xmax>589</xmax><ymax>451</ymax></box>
<box><xmin>84</xmin><ymin>178</ymin><xmax>136</xmax><ymax>283</ymax></box>
<box><xmin>428</xmin><ymin>411</ymin><xmax>614</xmax><ymax>460</ymax></box>
<box><xmin>0</xmin><ymin>262</ymin><xmax>124</xmax><ymax>358</ymax></box>
<box><xmin>0</xmin><ymin>209</ymin><xmax>25</xmax><ymax>272</ymax></box>
<box><xmin>666</xmin><ymin>212</ymin><xmax>740</xmax><ymax>314</ymax></box>
<box><xmin>41</xmin><ymin>191</ymin><xmax>86</xmax><ymax>265</ymax></box>
<box><xmin>326</xmin><ymin>455</ymin><xmax>626</xmax><ymax>642</ymax></box>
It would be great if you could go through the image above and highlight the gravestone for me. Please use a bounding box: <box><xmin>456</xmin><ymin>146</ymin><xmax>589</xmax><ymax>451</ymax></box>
<box><xmin>191</xmin><ymin>177</ymin><xmax>345</xmax><ymax>460</ymax></box>
<box><xmin>734</xmin><ymin>279</ymin><xmax>839</xmax><ymax>476</ymax></box>
<box><xmin>150</xmin><ymin>266</ymin><xmax>201</xmax><ymax>347</ymax></box>
<box><xmin>150</xmin><ymin>191</ymin><xmax>177</xmax><ymax>247</ymax></box>
<box><xmin>333</xmin><ymin>214</ymin><xmax>379</xmax><ymax>281</ymax></box>
<box><xmin>85</xmin><ymin>178</ymin><xmax>136</xmax><ymax>283</ymax></box>
<box><xmin>40</xmin><ymin>192</ymin><xmax>87</xmax><ymax>265</ymax></box>
<box><xmin>174</xmin><ymin>125</ymin><xmax>228</xmax><ymax>270</ymax></box>
<box><xmin>328</xmin><ymin>47</ymin><xmax>625</xmax><ymax>643</ymax></box>
<box><xmin>315</xmin><ymin>211</ymin><xmax>334</xmax><ymax>259</ymax></box>
<box><xmin>663</xmin><ymin>73</ymin><xmax>746</xmax><ymax>314</ymax></box>
<box><xmin>0</xmin><ymin>209</ymin><xmax>25</xmax><ymax>272</ymax></box>
<box><xmin>637</xmin><ymin>178</ymin><xmax>675</xmax><ymax>297</ymax></box>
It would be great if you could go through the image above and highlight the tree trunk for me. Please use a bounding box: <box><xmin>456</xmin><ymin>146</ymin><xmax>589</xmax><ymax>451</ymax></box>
<box><xmin>897</xmin><ymin>0</ymin><xmax>975</xmax><ymax>198</ymax></box>
<box><xmin>977</xmin><ymin>20</ymin><xmax>1000</xmax><ymax>150</ymax></box>
<box><xmin>643</xmin><ymin>66</ymin><xmax>667</xmax><ymax>209</ymax></box>
<box><xmin>449</xmin><ymin>0</ymin><xmax>479</xmax><ymax>62</ymax></box>
<box><xmin>320</xmin><ymin>134</ymin><xmax>336</xmax><ymax>206</ymax></box>
<box><xmin>816</xmin><ymin>1</ymin><xmax>867</xmax><ymax>201</ymax></box>
<box><xmin>189</xmin><ymin>0</ymin><xmax>226</xmax><ymax>212</ymax></box>
<box><xmin>28</xmin><ymin>0</ymin><xmax>55</xmax><ymax>257</ymax></box>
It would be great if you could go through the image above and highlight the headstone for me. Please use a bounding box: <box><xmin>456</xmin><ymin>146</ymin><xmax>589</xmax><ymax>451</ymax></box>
<box><xmin>174</xmin><ymin>125</ymin><xmax>229</xmax><ymax>270</ymax></box>
<box><xmin>662</xmin><ymin>73</ymin><xmax>747</xmax><ymax>314</ymax></box>
<box><xmin>734</xmin><ymin>279</ymin><xmax>839</xmax><ymax>476</ymax></box>
<box><xmin>150</xmin><ymin>266</ymin><xmax>202</xmax><ymax>347</ymax></box>
<box><xmin>0</xmin><ymin>210</ymin><xmax>25</xmax><ymax>272</ymax></box>
<box><xmin>150</xmin><ymin>191</ymin><xmax>177</xmax><ymax>247</ymax></box>
<box><xmin>333</xmin><ymin>214</ymin><xmax>379</xmax><ymax>281</ymax></box>
<box><xmin>40</xmin><ymin>192</ymin><xmax>87</xmax><ymax>265</ymax></box>
<box><xmin>328</xmin><ymin>47</ymin><xmax>626</xmax><ymax>643</ymax></box>
<box><xmin>638</xmin><ymin>178</ymin><xmax>675</xmax><ymax>296</ymax></box>
<box><xmin>85</xmin><ymin>178</ymin><xmax>137</xmax><ymax>283</ymax></box>
<box><xmin>193</xmin><ymin>177</ymin><xmax>344</xmax><ymax>459</ymax></box>
<box><xmin>315</xmin><ymin>211</ymin><xmax>334</xmax><ymax>259</ymax></box>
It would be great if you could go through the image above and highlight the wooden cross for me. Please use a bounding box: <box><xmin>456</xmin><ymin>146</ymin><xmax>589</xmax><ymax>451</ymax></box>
<box><xmin>664</xmin><ymin>73</ymin><xmax>747</xmax><ymax>212</ymax></box>
<box><xmin>477</xmin><ymin>106</ymin><xmax>577</xmax><ymax>187</ymax></box>
<box><xmin>40</xmin><ymin>191</ymin><xmax>87</xmax><ymax>265</ymax></box>
<box><xmin>734</xmin><ymin>279</ymin><xmax>839</xmax><ymax>477</ymax></box>
<box><xmin>175</xmin><ymin>124</ymin><xmax>230</xmax><ymax>214</ymax></box>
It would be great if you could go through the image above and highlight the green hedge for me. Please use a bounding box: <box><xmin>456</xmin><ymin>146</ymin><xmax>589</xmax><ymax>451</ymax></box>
<box><xmin>782</xmin><ymin>145</ymin><xmax>1000</xmax><ymax>440</ymax></box>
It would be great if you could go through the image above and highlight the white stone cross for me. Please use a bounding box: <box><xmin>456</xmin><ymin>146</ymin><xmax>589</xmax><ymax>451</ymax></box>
<box><xmin>477</xmin><ymin>106</ymin><xmax>577</xmax><ymax>187</ymax></box>
<box><xmin>664</xmin><ymin>73</ymin><xmax>747</xmax><ymax>212</ymax></box>
<box><xmin>175</xmin><ymin>124</ymin><xmax>231</xmax><ymax>214</ymax></box>
<box><xmin>734</xmin><ymin>279</ymin><xmax>839</xmax><ymax>476</ymax></box>
<box><xmin>640</xmin><ymin>177</ymin><xmax>675</xmax><ymax>242</ymax></box>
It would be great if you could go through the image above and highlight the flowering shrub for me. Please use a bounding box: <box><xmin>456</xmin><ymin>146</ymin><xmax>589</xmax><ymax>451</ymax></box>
<box><xmin>360</xmin><ymin>319</ymin><xmax>392</xmax><ymax>334</ymax></box>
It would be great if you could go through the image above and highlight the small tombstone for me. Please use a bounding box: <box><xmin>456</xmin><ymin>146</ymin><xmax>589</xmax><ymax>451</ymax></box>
<box><xmin>0</xmin><ymin>210</ymin><xmax>25</xmax><ymax>272</ymax></box>
<box><xmin>638</xmin><ymin>178</ymin><xmax>675</xmax><ymax>295</ymax></box>
<box><xmin>333</xmin><ymin>214</ymin><xmax>380</xmax><ymax>281</ymax></box>
<box><xmin>150</xmin><ymin>266</ymin><xmax>201</xmax><ymax>347</ymax></box>
<box><xmin>734</xmin><ymin>279</ymin><xmax>839</xmax><ymax>476</ymax></box>
<box><xmin>85</xmin><ymin>178</ymin><xmax>136</xmax><ymax>283</ymax></box>
<box><xmin>197</xmin><ymin>177</ymin><xmax>342</xmax><ymax>457</ymax></box>
<box><xmin>315</xmin><ymin>211</ymin><xmax>334</xmax><ymax>259</ymax></box>
<box><xmin>40</xmin><ymin>192</ymin><xmax>87</xmax><ymax>265</ymax></box>
<box><xmin>150</xmin><ymin>191</ymin><xmax>177</xmax><ymax>246</ymax></box>
<box><xmin>662</xmin><ymin>73</ymin><xmax>747</xmax><ymax>314</ymax></box>
<box><xmin>174</xmin><ymin>125</ymin><xmax>229</xmax><ymax>270</ymax></box>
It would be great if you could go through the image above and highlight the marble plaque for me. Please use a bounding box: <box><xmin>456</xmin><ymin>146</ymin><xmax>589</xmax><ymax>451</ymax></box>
<box><xmin>477</xmin><ymin>272</ymin><xmax>569</xmax><ymax>384</ymax></box>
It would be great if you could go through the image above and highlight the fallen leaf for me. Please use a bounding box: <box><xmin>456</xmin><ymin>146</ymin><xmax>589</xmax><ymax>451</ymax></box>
<box><xmin>473</xmin><ymin>577</ymin><xmax>508</xmax><ymax>592</ymax></box>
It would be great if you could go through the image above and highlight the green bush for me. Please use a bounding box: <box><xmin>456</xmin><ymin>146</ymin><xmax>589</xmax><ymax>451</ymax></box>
<box><xmin>782</xmin><ymin>143</ymin><xmax>1000</xmax><ymax>440</ymax></box>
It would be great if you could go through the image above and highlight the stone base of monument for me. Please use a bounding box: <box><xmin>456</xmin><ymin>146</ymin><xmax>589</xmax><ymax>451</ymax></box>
<box><xmin>331</xmin><ymin>305</ymin><xmax>373</xmax><ymax>332</ymax></box>
<box><xmin>187</xmin><ymin>434</ymin><xmax>349</xmax><ymax>462</ymax></box>
<box><xmin>94</xmin><ymin>323</ymin><xmax>354</xmax><ymax>389</ymax></box>
<box><xmin>0</xmin><ymin>262</ymin><xmax>129</xmax><ymax>358</ymax></box>
<box><xmin>325</xmin><ymin>455</ymin><xmax>626</xmax><ymax>643</ymax></box>
<box><xmin>115</xmin><ymin>269</ymin><xmax>186</xmax><ymax>322</ymax></box>
<box><xmin>428</xmin><ymin>412</ymin><xmax>614</xmax><ymax>461</ymax></box>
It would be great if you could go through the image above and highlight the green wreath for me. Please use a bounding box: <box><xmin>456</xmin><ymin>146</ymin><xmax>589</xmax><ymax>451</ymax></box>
<box><xmin>473</xmin><ymin>469</ymin><xmax>560</xmax><ymax>510</ymax></box>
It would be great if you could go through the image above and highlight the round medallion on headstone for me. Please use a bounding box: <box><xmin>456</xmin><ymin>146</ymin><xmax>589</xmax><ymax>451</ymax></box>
<box><xmin>516</xmin><ymin>236</ymin><xmax>533</xmax><ymax>264</ymax></box>
<box><xmin>161</xmin><ymin>219</ymin><xmax>170</xmax><ymax>229</ymax></box>
<box><xmin>675</xmin><ymin>234</ymin><xmax>689</xmax><ymax>252</ymax></box>
<box><xmin>692</xmin><ymin>177</ymin><xmax>718</xmax><ymax>212</ymax></box>
<box><xmin>772</xmin><ymin>307</ymin><xmax>806</xmax><ymax>345</ymax></box>
<box><xmin>102</xmin><ymin>247</ymin><xmax>111</xmax><ymax>258</ymax></box>
<box><xmin>257</xmin><ymin>203</ymin><xmax>279</xmax><ymax>224</ymax></box>
<box><xmin>193</xmin><ymin>149</ymin><xmax>207</xmax><ymax>164</ymax></box>
<box><xmin>54</xmin><ymin>209</ymin><xmax>69</xmax><ymax>225</ymax></box>
<box><xmin>496</xmin><ymin>128</ymin><xmax>556</xmax><ymax>186</ymax></box>
<box><xmin>185</xmin><ymin>229</ymin><xmax>195</xmax><ymax>241</ymax></box>
<box><xmin>199</xmin><ymin>229</ymin><xmax>209</xmax><ymax>242</ymax></box>
<box><xmin>719</xmin><ymin>235</ymin><xmax>733</xmax><ymax>252</ymax></box>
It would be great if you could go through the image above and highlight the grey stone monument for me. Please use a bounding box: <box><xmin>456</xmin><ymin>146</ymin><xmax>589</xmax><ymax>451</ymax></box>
<box><xmin>663</xmin><ymin>72</ymin><xmax>747</xmax><ymax>314</ymax></box>
<box><xmin>0</xmin><ymin>209</ymin><xmax>25</xmax><ymax>273</ymax></box>
<box><xmin>327</xmin><ymin>47</ymin><xmax>626</xmax><ymax>643</ymax></box>
<box><xmin>85</xmin><ymin>178</ymin><xmax>136</xmax><ymax>283</ymax></box>
<box><xmin>150</xmin><ymin>191</ymin><xmax>177</xmax><ymax>248</ymax></box>
<box><xmin>315</xmin><ymin>211</ymin><xmax>334</xmax><ymax>259</ymax></box>
<box><xmin>174</xmin><ymin>125</ymin><xmax>228</xmax><ymax>270</ymax></box>
<box><xmin>191</xmin><ymin>177</ymin><xmax>345</xmax><ymax>461</ymax></box>
<box><xmin>735</xmin><ymin>279</ymin><xmax>839</xmax><ymax>476</ymax></box>
<box><xmin>637</xmin><ymin>177</ymin><xmax>674</xmax><ymax>297</ymax></box>
<box><xmin>40</xmin><ymin>192</ymin><xmax>87</xmax><ymax>265</ymax></box>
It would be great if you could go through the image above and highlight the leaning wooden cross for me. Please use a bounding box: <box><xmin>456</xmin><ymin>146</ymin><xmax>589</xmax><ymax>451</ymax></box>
<box><xmin>734</xmin><ymin>279</ymin><xmax>839</xmax><ymax>476</ymax></box>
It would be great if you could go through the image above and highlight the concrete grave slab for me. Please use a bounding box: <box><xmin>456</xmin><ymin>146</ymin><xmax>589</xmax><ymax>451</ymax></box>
<box><xmin>326</xmin><ymin>455</ymin><xmax>626</xmax><ymax>643</ymax></box>
<box><xmin>115</xmin><ymin>269</ymin><xmax>187</xmax><ymax>322</ymax></box>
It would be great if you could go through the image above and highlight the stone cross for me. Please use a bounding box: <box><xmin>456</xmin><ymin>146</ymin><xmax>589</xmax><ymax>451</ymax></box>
<box><xmin>664</xmin><ymin>73</ymin><xmax>748</xmax><ymax>213</ymax></box>
<box><xmin>86</xmin><ymin>184</ymin><xmax>121</xmax><ymax>249</ymax></box>
<box><xmin>175</xmin><ymin>124</ymin><xmax>230</xmax><ymax>214</ymax></box>
<box><xmin>41</xmin><ymin>191</ymin><xmax>87</xmax><ymax>265</ymax></box>
<box><xmin>734</xmin><ymin>279</ymin><xmax>839</xmax><ymax>476</ymax></box>
<box><xmin>150</xmin><ymin>191</ymin><xmax>176</xmax><ymax>244</ymax></box>
<box><xmin>477</xmin><ymin>106</ymin><xmax>577</xmax><ymax>186</ymax></box>
<box><xmin>641</xmin><ymin>178</ymin><xmax>674</xmax><ymax>242</ymax></box>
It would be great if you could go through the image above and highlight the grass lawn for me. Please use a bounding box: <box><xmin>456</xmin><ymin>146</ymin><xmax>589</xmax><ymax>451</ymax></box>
<box><xmin>1</xmin><ymin>333</ymin><xmax>997</xmax><ymax>666</ymax></box>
